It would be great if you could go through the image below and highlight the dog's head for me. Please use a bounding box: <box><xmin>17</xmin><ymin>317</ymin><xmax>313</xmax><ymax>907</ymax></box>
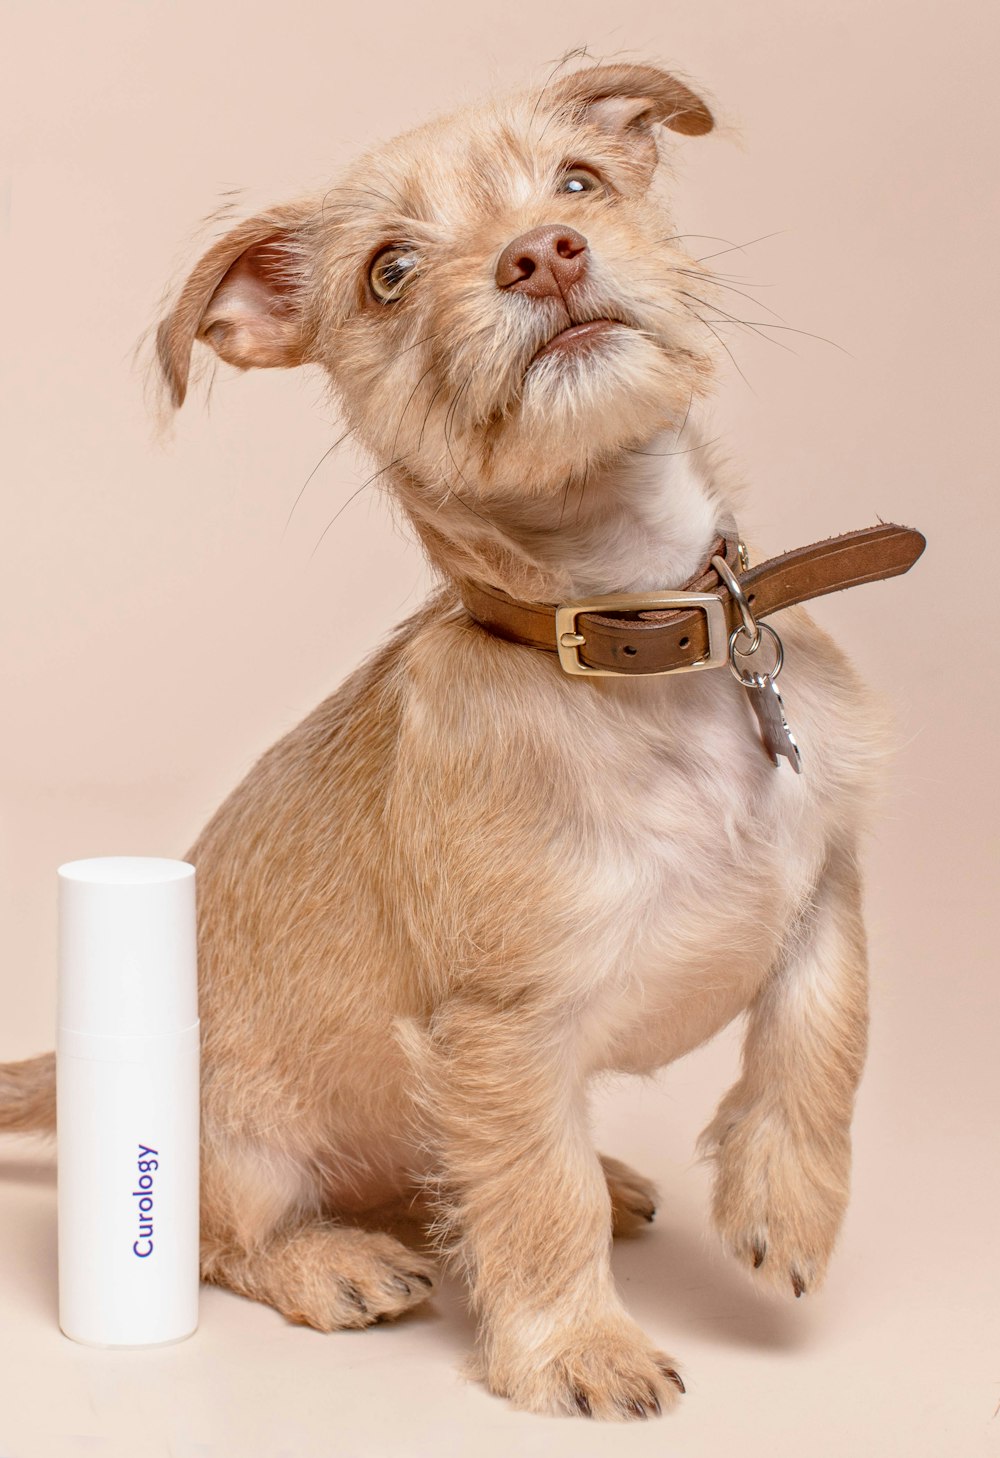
<box><xmin>158</xmin><ymin>62</ymin><xmax>718</xmax><ymax>568</ymax></box>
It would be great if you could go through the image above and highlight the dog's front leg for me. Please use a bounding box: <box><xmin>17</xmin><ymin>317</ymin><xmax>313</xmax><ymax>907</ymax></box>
<box><xmin>700</xmin><ymin>840</ymin><xmax>869</xmax><ymax>1296</ymax></box>
<box><xmin>415</xmin><ymin>997</ymin><xmax>684</xmax><ymax>1420</ymax></box>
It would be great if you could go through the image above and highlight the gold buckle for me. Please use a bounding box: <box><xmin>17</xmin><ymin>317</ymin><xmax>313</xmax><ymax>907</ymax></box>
<box><xmin>554</xmin><ymin>590</ymin><xmax>728</xmax><ymax>677</ymax></box>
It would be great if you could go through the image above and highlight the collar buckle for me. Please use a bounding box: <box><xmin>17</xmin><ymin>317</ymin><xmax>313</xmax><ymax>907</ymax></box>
<box><xmin>554</xmin><ymin>590</ymin><xmax>728</xmax><ymax>677</ymax></box>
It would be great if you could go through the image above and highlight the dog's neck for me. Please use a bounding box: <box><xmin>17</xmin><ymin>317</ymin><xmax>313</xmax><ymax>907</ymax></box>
<box><xmin>397</xmin><ymin>422</ymin><xmax>731</xmax><ymax>603</ymax></box>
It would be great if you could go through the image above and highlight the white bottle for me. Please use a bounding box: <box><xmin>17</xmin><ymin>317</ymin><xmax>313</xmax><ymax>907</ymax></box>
<box><xmin>56</xmin><ymin>857</ymin><xmax>200</xmax><ymax>1347</ymax></box>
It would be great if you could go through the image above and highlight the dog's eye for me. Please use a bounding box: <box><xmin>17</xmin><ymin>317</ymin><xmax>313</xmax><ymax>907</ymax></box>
<box><xmin>558</xmin><ymin>167</ymin><xmax>602</xmax><ymax>196</ymax></box>
<box><xmin>369</xmin><ymin>246</ymin><xmax>419</xmax><ymax>303</ymax></box>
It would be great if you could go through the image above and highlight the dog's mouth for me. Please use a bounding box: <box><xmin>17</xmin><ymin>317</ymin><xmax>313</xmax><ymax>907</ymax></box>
<box><xmin>473</xmin><ymin>305</ymin><xmax>654</xmax><ymax>429</ymax></box>
<box><xmin>529</xmin><ymin>317</ymin><xmax>630</xmax><ymax>367</ymax></box>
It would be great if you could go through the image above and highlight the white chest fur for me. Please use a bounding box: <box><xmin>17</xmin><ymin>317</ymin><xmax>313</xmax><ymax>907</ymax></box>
<box><xmin>535</xmin><ymin>617</ymin><xmax>867</xmax><ymax>1076</ymax></box>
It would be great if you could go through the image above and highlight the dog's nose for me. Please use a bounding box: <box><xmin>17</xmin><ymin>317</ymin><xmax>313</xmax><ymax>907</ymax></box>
<box><xmin>495</xmin><ymin>226</ymin><xmax>589</xmax><ymax>298</ymax></box>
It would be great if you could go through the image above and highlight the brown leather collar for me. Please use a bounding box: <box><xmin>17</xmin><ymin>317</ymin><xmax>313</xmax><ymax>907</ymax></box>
<box><xmin>458</xmin><ymin>524</ymin><xmax>926</xmax><ymax>677</ymax></box>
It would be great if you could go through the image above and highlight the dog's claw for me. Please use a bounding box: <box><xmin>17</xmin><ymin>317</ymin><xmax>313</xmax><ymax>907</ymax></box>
<box><xmin>405</xmin><ymin>1270</ymin><xmax>434</xmax><ymax>1288</ymax></box>
<box><xmin>752</xmin><ymin>1242</ymin><xmax>766</xmax><ymax>1268</ymax></box>
<box><xmin>625</xmin><ymin>1398</ymin><xmax>648</xmax><ymax>1419</ymax></box>
<box><xmin>629</xmin><ymin>1204</ymin><xmax>656</xmax><ymax>1223</ymax></box>
<box><xmin>791</xmin><ymin>1271</ymin><xmax>806</xmax><ymax>1298</ymax></box>
<box><xmin>574</xmin><ymin>1389</ymin><xmax>592</xmax><ymax>1417</ymax></box>
<box><xmin>659</xmin><ymin>1364</ymin><xmax>685</xmax><ymax>1394</ymax></box>
<box><xmin>341</xmin><ymin>1280</ymin><xmax>368</xmax><ymax>1315</ymax></box>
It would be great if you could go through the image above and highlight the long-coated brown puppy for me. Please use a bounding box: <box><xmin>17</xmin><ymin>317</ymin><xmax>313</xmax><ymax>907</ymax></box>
<box><xmin>1</xmin><ymin>61</ymin><xmax>881</xmax><ymax>1419</ymax></box>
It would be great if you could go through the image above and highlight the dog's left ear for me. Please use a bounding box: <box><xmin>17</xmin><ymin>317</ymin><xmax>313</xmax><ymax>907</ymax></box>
<box><xmin>547</xmin><ymin>63</ymin><xmax>713</xmax><ymax>177</ymax></box>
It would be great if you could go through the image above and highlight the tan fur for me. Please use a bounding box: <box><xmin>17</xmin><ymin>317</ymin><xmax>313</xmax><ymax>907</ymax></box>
<box><xmin>1</xmin><ymin>61</ymin><xmax>886</xmax><ymax>1419</ymax></box>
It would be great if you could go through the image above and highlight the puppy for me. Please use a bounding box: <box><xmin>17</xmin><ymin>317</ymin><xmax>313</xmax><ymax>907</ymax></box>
<box><xmin>2</xmin><ymin>62</ymin><xmax>883</xmax><ymax>1419</ymax></box>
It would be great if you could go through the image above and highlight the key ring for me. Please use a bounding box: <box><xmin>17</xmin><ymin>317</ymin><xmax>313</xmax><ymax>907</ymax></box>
<box><xmin>727</xmin><ymin>621</ymin><xmax>784</xmax><ymax>685</ymax></box>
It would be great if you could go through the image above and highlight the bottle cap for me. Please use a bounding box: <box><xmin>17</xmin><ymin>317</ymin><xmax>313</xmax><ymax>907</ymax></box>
<box><xmin>58</xmin><ymin>858</ymin><xmax>197</xmax><ymax>1037</ymax></box>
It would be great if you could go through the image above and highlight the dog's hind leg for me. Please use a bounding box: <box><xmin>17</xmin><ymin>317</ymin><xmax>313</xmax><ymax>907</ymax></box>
<box><xmin>199</xmin><ymin>1130</ymin><xmax>436</xmax><ymax>1330</ymax></box>
<box><xmin>600</xmin><ymin>1154</ymin><xmax>658</xmax><ymax>1235</ymax></box>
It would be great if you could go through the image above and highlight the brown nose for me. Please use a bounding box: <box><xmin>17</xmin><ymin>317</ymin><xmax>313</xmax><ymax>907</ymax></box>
<box><xmin>495</xmin><ymin>225</ymin><xmax>589</xmax><ymax>298</ymax></box>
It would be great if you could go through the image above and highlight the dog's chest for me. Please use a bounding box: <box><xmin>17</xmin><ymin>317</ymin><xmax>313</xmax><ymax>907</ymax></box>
<box><xmin>558</xmin><ymin>666</ymin><xmax>832</xmax><ymax>1071</ymax></box>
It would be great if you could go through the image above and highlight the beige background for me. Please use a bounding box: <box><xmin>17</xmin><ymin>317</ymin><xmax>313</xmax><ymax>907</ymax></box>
<box><xmin>2</xmin><ymin>1</ymin><xmax>998</xmax><ymax>1454</ymax></box>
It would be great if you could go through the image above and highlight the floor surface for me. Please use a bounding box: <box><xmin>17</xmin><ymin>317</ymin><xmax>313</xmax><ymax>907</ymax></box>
<box><xmin>1</xmin><ymin>954</ymin><xmax>996</xmax><ymax>1458</ymax></box>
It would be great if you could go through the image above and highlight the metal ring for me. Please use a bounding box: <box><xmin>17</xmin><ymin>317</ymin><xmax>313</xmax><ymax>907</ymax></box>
<box><xmin>711</xmin><ymin>553</ymin><xmax>760</xmax><ymax>653</ymax></box>
<box><xmin>728</xmin><ymin>621</ymin><xmax>784</xmax><ymax>685</ymax></box>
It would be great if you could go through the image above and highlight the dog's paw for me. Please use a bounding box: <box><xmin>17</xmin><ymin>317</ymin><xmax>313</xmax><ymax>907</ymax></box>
<box><xmin>487</xmin><ymin>1318</ymin><xmax>685</xmax><ymax>1420</ymax></box>
<box><xmin>600</xmin><ymin>1153</ymin><xmax>658</xmax><ymax>1236</ymax></box>
<box><xmin>281</xmin><ymin>1229</ymin><xmax>437</xmax><ymax>1330</ymax></box>
<box><xmin>210</xmin><ymin>1224</ymin><xmax>437</xmax><ymax>1332</ymax></box>
<box><xmin>702</xmin><ymin>1105</ymin><xmax>850</xmax><ymax>1297</ymax></box>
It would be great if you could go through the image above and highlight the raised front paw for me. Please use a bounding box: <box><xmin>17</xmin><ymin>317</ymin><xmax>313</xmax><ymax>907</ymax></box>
<box><xmin>485</xmin><ymin>1316</ymin><xmax>685</xmax><ymax>1421</ymax></box>
<box><xmin>701</xmin><ymin>1102</ymin><xmax>851</xmax><ymax>1298</ymax></box>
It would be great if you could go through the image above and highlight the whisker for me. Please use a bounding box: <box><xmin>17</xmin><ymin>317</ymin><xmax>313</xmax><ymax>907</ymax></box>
<box><xmin>574</xmin><ymin>461</ymin><xmax>591</xmax><ymax>528</ymax></box>
<box><xmin>349</xmin><ymin>183</ymin><xmax>411</xmax><ymax>216</ymax></box>
<box><xmin>283</xmin><ymin>428</ymin><xmax>352</xmax><ymax>535</ymax></box>
<box><xmin>441</xmin><ymin>377</ymin><xmax>469</xmax><ymax>479</ymax></box>
<box><xmin>695</xmin><ymin>231</ymin><xmax>784</xmax><ymax>262</ymax></box>
<box><xmin>557</xmin><ymin>468</ymin><xmax>574</xmax><ymax>530</ymax></box>
<box><xmin>530</xmin><ymin>45</ymin><xmax>591</xmax><ymax>128</ymax></box>
<box><xmin>390</xmin><ymin>359</ymin><xmax>439</xmax><ymax>462</ymax></box>
<box><xmin>440</xmin><ymin>377</ymin><xmax>494</xmax><ymax>526</ymax></box>
<box><xmin>675</xmin><ymin>298</ymin><xmax>756</xmax><ymax>392</ymax></box>
<box><xmin>694</xmin><ymin>270</ymin><xmax>776</xmax><ymax>288</ymax></box>
<box><xmin>632</xmin><ymin>433</ymin><xmax>725</xmax><ymax>458</ymax></box>
<box><xmin>720</xmin><ymin>319</ymin><xmax>851</xmax><ymax>355</ymax></box>
<box><xmin>673</xmin><ymin>267</ymin><xmax>787</xmax><ymax>323</ymax></box>
<box><xmin>390</xmin><ymin>329</ymin><xmax>441</xmax><ymax>363</ymax></box>
<box><xmin>417</xmin><ymin>378</ymin><xmax>447</xmax><ymax>452</ymax></box>
<box><xmin>678</xmin><ymin>289</ymin><xmax>849</xmax><ymax>356</ymax></box>
<box><xmin>655</xmin><ymin>232</ymin><xmax>749</xmax><ymax>249</ymax></box>
<box><xmin>678</xmin><ymin>290</ymin><xmax>798</xmax><ymax>356</ymax></box>
<box><xmin>308</xmin><ymin>457</ymin><xmax>403</xmax><ymax>560</ymax></box>
<box><xmin>673</xmin><ymin>387</ymin><xmax>695</xmax><ymax>446</ymax></box>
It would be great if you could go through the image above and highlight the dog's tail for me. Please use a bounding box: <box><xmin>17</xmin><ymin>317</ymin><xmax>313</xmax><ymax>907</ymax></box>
<box><xmin>0</xmin><ymin>1052</ymin><xmax>56</xmax><ymax>1136</ymax></box>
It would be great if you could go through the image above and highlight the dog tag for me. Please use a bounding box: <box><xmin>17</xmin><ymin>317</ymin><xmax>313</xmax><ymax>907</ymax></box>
<box><xmin>745</xmin><ymin>673</ymin><xmax>803</xmax><ymax>773</ymax></box>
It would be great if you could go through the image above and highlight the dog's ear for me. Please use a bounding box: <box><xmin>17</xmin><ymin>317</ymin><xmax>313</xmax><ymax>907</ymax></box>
<box><xmin>547</xmin><ymin>63</ymin><xmax>713</xmax><ymax>176</ymax></box>
<box><xmin>157</xmin><ymin>202</ymin><xmax>316</xmax><ymax>409</ymax></box>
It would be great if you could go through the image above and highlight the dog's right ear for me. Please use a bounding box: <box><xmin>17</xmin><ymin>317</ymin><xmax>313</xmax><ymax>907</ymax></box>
<box><xmin>157</xmin><ymin>201</ymin><xmax>316</xmax><ymax>409</ymax></box>
<box><xmin>544</xmin><ymin>63</ymin><xmax>714</xmax><ymax>184</ymax></box>
<box><xmin>548</xmin><ymin>62</ymin><xmax>714</xmax><ymax>139</ymax></box>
